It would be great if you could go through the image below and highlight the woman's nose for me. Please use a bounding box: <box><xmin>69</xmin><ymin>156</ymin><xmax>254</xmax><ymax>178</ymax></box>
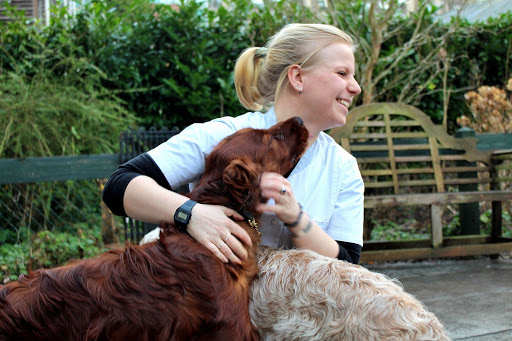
<box><xmin>348</xmin><ymin>78</ymin><xmax>362</xmax><ymax>95</ymax></box>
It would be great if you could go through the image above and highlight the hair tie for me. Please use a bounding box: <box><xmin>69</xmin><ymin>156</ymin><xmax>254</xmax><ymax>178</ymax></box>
<box><xmin>255</xmin><ymin>47</ymin><xmax>268</xmax><ymax>58</ymax></box>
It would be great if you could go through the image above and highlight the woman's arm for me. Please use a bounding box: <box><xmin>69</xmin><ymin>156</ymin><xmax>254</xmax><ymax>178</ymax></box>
<box><xmin>103</xmin><ymin>153</ymin><xmax>171</xmax><ymax>216</ymax></box>
<box><xmin>286</xmin><ymin>213</ymin><xmax>341</xmax><ymax>258</ymax></box>
<box><xmin>102</xmin><ymin>153</ymin><xmax>252</xmax><ymax>264</ymax></box>
<box><xmin>256</xmin><ymin>171</ymin><xmax>363</xmax><ymax>264</ymax></box>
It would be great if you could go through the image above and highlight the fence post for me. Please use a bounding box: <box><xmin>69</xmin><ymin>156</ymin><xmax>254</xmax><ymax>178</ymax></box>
<box><xmin>455</xmin><ymin>127</ymin><xmax>480</xmax><ymax>235</ymax></box>
<box><xmin>97</xmin><ymin>179</ymin><xmax>119</xmax><ymax>245</ymax></box>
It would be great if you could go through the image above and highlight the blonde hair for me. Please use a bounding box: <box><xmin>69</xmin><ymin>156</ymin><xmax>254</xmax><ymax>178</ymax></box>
<box><xmin>234</xmin><ymin>23</ymin><xmax>355</xmax><ymax>111</ymax></box>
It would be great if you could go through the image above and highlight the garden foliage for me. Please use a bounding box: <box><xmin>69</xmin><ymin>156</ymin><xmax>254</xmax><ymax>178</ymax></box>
<box><xmin>1</xmin><ymin>0</ymin><xmax>512</xmax><ymax>275</ymax></box>
<box><xmin>1</xmin><ymin>0</ymin><xmax>510</xmax><ymax>131</ymax></box>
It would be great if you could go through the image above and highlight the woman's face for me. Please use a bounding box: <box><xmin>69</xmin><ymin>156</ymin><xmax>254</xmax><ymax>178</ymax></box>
<box><xmin>300</xmin><ymin>42</ymin><xmax>361</xmax><ymax>132</ymax></box>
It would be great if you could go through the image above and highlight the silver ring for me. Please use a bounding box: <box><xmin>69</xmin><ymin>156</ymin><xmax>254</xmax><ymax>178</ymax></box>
<box><xmin>218</xmin><ymin>242</ymin><xmax>226</xmax><ymax>250</ymax></box>
<box><xmin>224</xmin><ymin>234</ymin><xmax>230</xmax><ymax>243</ymax></box>
<box><xmin>280</xmin><ymin>184</ymin><xmax>287</xmax><ymax>194</ymax></box>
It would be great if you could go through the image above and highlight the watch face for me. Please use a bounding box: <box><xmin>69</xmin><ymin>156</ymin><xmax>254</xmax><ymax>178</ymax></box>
<box><xmin>174</xmin><ymin>200</ymin><xmax>196</xmax><ymax>229</ymax></box>
<box><xmin>176</xmin><ymin>211</ymin><xmax>189</xmax><ymax>221</ymax></box>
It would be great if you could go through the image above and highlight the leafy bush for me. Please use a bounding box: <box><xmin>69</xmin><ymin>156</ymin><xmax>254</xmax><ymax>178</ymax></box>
<box><xmin>443</xmin><ymin>215</ymin><xmax>461</xmax><ymax>237</ymax></box>
<box><xmin>480</xmin><ymin>209</ymin><xmax>512</xmax><ymax>237</ymax></box>
<box><xmin>0</xmin><ymin>72</ymin><xmax>134</xmax><ymax>253</ymax></box>
<box><xmin>0</xmin><ymin>226</ymin><xmax>107</xmax><ymax>283</ymax></box>
<box><xmin>95</xmin><ymin>0</ymin><xmax>318</xmax><ymax>127</ymax></box>
<box><xmin>0</xmin><ymin>1</ymin><xmax>138</xmax><ymax>158</ymax></box>
<box><xmin>0</xmin><ymin>4</ymin><xmax>135</xmax><ymax>276</ymax></box>
<box><xmin>0</xmin><ymin>73</ymin><xmax>136</xmax><ymax>158</ymax></box>
<box><xmin>0</xmin><ymin>0</ymin><xmax>316</xmax><ymax>128</ymax></box>
<box><xmin>370</xmin><ymin>219</ymin><xmax>428</xmax><ymax>241</ymax></box>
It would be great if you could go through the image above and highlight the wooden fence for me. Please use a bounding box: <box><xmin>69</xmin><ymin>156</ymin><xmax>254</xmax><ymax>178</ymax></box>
<box><xmin>1</xmin><ymin>131</ymin><xmax>511</xmax><ymax>246</ymax></box>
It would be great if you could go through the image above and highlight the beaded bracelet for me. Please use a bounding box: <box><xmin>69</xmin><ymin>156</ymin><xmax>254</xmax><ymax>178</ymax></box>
<box><xmin>284</xmin><ymin>203</ymin><xmax>303</xmax><ymax>228</ymax></box>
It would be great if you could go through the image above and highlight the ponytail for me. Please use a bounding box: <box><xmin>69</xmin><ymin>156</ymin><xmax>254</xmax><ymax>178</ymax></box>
<box><xmin>234</xmin><ymin>47</ymin><xmax>267</xmax><ymax>111</ymax></box>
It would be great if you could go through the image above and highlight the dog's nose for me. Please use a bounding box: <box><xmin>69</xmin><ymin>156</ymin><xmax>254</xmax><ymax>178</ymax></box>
<box><xmin>293</xmin><ymin>117</ymin><xmax>304</xmax><ymax>126</ymax></box>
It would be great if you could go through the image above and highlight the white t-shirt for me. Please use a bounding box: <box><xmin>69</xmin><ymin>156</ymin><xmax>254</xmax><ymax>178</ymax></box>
<box><xmin>148</xmin><ymin>107</ymin><xmax>364</xmax><ymax>247</ymax></box>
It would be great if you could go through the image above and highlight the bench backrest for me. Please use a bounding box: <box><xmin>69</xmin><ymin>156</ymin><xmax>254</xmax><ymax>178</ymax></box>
<box><xmin>329</xmin><ymin>103</ymin><xmax>495</xmax><ymax>196</ymax></box>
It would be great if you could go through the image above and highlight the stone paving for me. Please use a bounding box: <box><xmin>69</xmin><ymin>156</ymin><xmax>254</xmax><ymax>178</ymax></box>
<box><xmin>364</xmin><ymin>255</ymin><xmax>512</xmax><ymax>340</ymax></box>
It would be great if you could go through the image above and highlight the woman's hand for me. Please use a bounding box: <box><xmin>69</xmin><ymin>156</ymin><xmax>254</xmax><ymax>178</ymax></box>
<box><xmin>256</xmin><ymin>172</ymin><xmax>340</xmax><ymax>258</ymax></box>
<box><xmin>256</xmin><ymin>172</ymin><xmax>302</xmax><ymax>225</ymax></box>
<box><xmin>123</xmin><ymin>176</ymin><xmax>253</xmax><ymax>264</ymax></box>
<box><xmin>186</xmin><ymin>204</ymin><xmax>253</xmax><ymax>264</ymax></box>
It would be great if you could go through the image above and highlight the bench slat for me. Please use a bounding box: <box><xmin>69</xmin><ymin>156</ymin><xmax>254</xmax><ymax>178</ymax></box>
<box><xmin>364</xmin><ymin>178</ymin><xmax>493</xmax><ymax>189</ymax></box>
<box><xmin>362</xmin><ymin>166</ymin><xmax>488</xmax><ymax>176</ymax></box>
<box><xmin>443</xmin><ymin>178</ymin><xmax>492</xmax><ymax>185</ymax></box>
<box><xmin>361</xmin><ymin>241</ymin><xmax>512</xmax><ymax>263</ymax></box>
<box><xmin>364</xmin><ymin>190</ymin><xmax>512</xmax><ymax>208</ymax></box>
<box><xmin>443</xmin><ymin>166</ymin><xmax>490</xmax><ymax>173</ymax></box>
<box><xmin>356</xmin><ymin>120</ymin><xmax>422</xmax><ymax>127</ymax></box>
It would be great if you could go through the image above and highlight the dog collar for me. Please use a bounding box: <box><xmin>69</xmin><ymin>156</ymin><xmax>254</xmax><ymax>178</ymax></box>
<box><xmin>239</xmin><ymin>209</ymin><xmax>260</xmax><ymax>236</ymax></box>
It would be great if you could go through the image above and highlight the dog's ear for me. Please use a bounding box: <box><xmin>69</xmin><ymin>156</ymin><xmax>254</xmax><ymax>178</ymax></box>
<box><xmin>223</xmin><ymin>158</ymin><xmax>262</xmax><ymax>207</ymax></box>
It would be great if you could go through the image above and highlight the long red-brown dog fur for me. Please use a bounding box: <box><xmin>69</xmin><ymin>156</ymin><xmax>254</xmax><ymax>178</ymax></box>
<box><xmin>0</xmin><ymin>117</ymin><xmax>309</xmax><ymax>341</ymax></box>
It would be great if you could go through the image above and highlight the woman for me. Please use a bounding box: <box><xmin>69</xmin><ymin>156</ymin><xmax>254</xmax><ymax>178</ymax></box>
<box><xmin>103</xmin><ymin>23</ymin><xmax>363</xmax><ymax>265</ymax></box>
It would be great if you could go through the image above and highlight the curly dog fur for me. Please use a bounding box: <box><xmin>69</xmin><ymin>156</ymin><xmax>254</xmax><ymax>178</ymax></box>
<box><xmin>249</xmin><ymin>247</ymin><xmax>450</xmax><ymax>341</ymax></box>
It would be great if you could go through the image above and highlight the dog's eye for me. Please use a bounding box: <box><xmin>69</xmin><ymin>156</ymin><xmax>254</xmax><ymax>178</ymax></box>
<box><xmin>275</xmin><ymin>134</ymin><xmax>285</xmax><ymax>140</ymax></box>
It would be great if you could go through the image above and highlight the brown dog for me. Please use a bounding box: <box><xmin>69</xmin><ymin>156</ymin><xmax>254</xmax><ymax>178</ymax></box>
<box><xmin>0</xmin><ymin>117</ymin><xmax>309</xmax><ymax>341</ymax></box>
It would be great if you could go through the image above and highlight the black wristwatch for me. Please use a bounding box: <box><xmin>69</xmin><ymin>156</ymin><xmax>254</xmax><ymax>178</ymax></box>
<box><xmin>174</xmin><ymin>199</ymin><xmax>197</xmax><ymax>231</ymax></box>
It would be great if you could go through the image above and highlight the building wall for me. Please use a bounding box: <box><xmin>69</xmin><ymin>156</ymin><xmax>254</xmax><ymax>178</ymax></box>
<box><xmin>1</xmin><ymin>0</ymin><xmax>75</xmax><ymax>24</ymax></box>
<box><xmin>406</xmin><ymin>0</ymin><xmax>481</xmax><ymax>14</ymax></box>
<box><xmin>0</xmin><ymin>0</ymin><xmax>36</xmax><ymax>21</ymax></box>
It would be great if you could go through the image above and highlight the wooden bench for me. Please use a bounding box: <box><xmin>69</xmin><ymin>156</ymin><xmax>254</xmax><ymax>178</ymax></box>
<box><xmin>329</xmin><ymin>103</ymin><xmax>512</xmax><ymax>263</ymax></box>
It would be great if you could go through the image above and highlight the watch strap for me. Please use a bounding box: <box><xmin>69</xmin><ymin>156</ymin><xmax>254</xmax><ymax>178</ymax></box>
<box><xmin>180</xmin><ymin>199</ymin><xmax>197</xmax><ymax>213</ymax></box>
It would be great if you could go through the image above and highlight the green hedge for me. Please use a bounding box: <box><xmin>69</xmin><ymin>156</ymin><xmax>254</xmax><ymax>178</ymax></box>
<box><xmin>1</xmin><ymin>0</ymin><xmax>511</xmax><ymax>131</ymax></box>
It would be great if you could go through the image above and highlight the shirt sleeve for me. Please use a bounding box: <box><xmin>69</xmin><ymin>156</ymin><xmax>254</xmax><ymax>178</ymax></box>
<box><xmin>102</xmin><ymin>153</ymin><xmax>170</xmax><ymax>216</ymax></box>
<box><xmin>336</xmin><ymin>241</ymin><xmax>362</xmax><ymax>264</ymax></box>
<box><xmin>147</xmin><ymin>121</ymin><xmax>237</xmax><ymax>189</ymax></box>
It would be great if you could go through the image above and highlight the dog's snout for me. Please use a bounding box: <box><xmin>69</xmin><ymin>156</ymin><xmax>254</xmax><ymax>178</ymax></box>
<box><xmin>293</xmin><ymin>117</ymin><xmax>304</xmax><ymax>126</ymax></box>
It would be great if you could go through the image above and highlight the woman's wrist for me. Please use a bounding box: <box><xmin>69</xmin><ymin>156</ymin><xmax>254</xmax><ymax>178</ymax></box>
<box><xmin>284</xmin><ymin>203</ymin><xmax>303</xmax><ymax>227</ymax></box>
<box><xmin>285</xmin><ymin>206</ymin><xmax>313</xmax><ymax>238</ymax></box>
<box><xmin>288</xmin><ymin>217</ymin><xmax>312</xmax><ymax>238</ymax></box>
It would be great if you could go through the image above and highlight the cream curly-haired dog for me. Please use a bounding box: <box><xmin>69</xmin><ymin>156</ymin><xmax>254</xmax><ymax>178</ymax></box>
<box><xmin>249</xmin><ymin>247</ymin><xmax>450</xmax><ymax>341</ymax></box>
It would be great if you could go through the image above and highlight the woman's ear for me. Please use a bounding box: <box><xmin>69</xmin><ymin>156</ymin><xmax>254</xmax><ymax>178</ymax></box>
<box><xmin>287</xmin><ymin>64</ymin><xmax>303</xmax><ymax>94</ymax></box>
